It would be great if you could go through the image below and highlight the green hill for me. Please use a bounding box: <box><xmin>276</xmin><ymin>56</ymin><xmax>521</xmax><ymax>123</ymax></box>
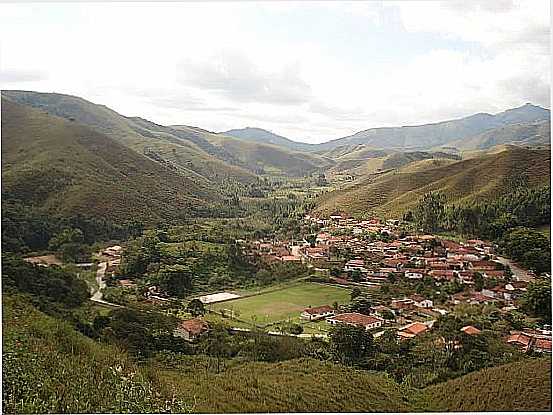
<box><xmin>2</xmin><ymin>295</ymin><xmax>191</xmax><ymax>414</ymax></box>
<box><xmin>327</xmin><ymin>149</ymin><xmax>459</xmax><ymax>178</ymax></box>
<box><xmin>315</xmin><ymin>147</ymin><xmax>551</xmax><ymax>217</ymax></box>
<box><xmin>421</xmin><ymin>358</ymin><xmax>552</xmax><ymax>412</ymax></box>
<box><xmin>206</xmin><ymin>134</ymin><xmax>334</xmax><ymax>176</ymax></box>
<box><xmin>1</xmin><ymin>99</ymin><xmax>223</xmax><ymax>224</ymax></box>
<box><xmin>2</xmin><ymin>90</ymin><xmax>257</xmax><ymax>184</ymax></box>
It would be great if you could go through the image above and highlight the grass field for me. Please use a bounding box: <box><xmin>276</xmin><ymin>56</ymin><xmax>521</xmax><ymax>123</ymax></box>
<box><xmin>210</xmin><ymin>282</ymin><xmax>351</xmax><ymax>327</ymax></box>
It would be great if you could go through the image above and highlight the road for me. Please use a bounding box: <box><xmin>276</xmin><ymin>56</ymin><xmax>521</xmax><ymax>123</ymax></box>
<box><xmin>90</xmin><ymin>261</ymin><xmax>121</xmax><ymax>307</ymax></box>
<box><xmin>496</xmin><ymin>256</ymin><xmax>533</xmax><ymax>282</ymax></box>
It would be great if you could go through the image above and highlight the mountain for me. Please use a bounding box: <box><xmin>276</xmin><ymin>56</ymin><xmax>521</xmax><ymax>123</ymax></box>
<box><xmin>2</xmin><ymin>91</ymin><xmax>327</xmax><ymax>179</ymax></box>
<box><xmin>1</xmin><ymin>90</ymin><xmax>258</xmax><ymax>183</ymax></box>
<box><xmin>220</xmin><ymin>127</ymin><xmax>316</xmax><ymax>151</ymax></box>
<box><xmin>315</xmin><ymin>103</ymin><xmax>550</xmax><ymax>151</ymax></box>
<box><xmin>446</xmin><ymin>119</ymin><xmax>551</xmax><ymax>150</ymax></box>
<box><xmin>205</xmin><ymin>134</ymin><xmax>334</xmax><ymax>176</ymax></box>
<box><xmin>327</xmin><ymin>149</ymin><xmax>460</xmax><ymax>178</ymax></box>
<box><xmin>314</xmin><ymin>146</ymin><xmax>551</xmax><ymax>217</ymax></box>
<box><xmin>1</xmin><ymin>98</ymin><xmax>224</xmax><ymax>224</ymax></box>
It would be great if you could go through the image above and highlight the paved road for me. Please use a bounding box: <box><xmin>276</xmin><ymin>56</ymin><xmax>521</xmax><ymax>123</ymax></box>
<box><xmin>90</xmin><ymin>261</ymin><xmax>121</xmax><ymax>307</ymax></box>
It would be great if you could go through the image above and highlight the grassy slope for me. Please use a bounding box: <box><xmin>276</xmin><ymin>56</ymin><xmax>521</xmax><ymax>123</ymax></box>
<box><xmin>315</xmin><ymin>147</ymin><xmax>550</xmax><ymax>218</ymax></box>
<box><xmin>158</xmin><ymin>358</ymin><xmax>413</xmax><ymax>413</ymax></box>
<box><xmin>206</xmin><ymin>134</ymin><xmax>334</xmax><ymax>176</ymax></box>
<box><xmin>3</xmin><ymin>295</ymin><xmax>551</xmax><ymax>413</ymax></box>
<box><xmin>2</xmin><ymin>90</ymin><xmax>257</xmax><ymax>184</ymax></box>
<box><xmin>2</xmin><ymin>295</ymin><xmax>190</xmax><ymax>413</ymax></box>
<box><xmin>1</xmin><ymin>99</ymin><xmax>221</xmax><ymax>223</ymax></box>
<box><xmin>421</xmin><ymin>358</ymin><xmax>552</xmax><ymax>412</ymax></box>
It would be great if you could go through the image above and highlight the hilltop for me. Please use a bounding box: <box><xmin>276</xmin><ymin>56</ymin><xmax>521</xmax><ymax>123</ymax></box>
<box><xmin>315</xmin><ymin>103</ymin><xmax>550</xmax><ymax>151</ymax></box>
<box><xmin>1</xmin><ymin>99</ymin><xmax>223</xmax><ymax>224</ymax></box>
<box><xmin>2</xmin><ymin>91</ymin><xmax>326</xmax><ymax>179</ymax></box>
<box><xmin>221</xmin><ymin>127</ymin><xmax>315</xmax><ymax>152</ymax></box>
<box><xmin>315</xmin><ymin>146</ymin><xmax>551</xmax><ymax>217</ymax></box>
<box><xmin>206</xmin><ymin>133</ymin><xmax>333</xmax><ymax>176</ymax></box>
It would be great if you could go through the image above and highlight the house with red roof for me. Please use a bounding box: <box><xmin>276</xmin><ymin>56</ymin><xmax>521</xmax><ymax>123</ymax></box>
<box><xmin>397</xmin><ymin>322</ymin><xmax>430</xmax><ymax>340</ymax></box>
<box><xmin>174</xmin><ymin>318</ymin><xmax>209</xmax><ymax>342</ymax></box>
<box><xmin>327</xmin><ymin>312</ymin><xmax>383</xmax><ymax>330</ymax></box>
<box><xmin>461</xmin><ymin>325</ymin><xmax>481</xmax><ymax>336</ymax></box>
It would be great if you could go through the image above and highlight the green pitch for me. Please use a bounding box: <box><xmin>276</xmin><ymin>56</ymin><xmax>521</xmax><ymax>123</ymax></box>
<box><xmin>211</xmin><ymin>282</ymin><xmax>350</xmax><ymax>325</ymax></box>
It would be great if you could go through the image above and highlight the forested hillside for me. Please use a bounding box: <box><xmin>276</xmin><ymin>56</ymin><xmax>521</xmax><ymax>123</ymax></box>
<box><xmin>1</xmin><ymin>99</ymin><xmax>231</xmax><ymax>252</ymax></box>
<box><xmin>315</xmin><ymin>147</ymin><xmax>550</xmax><ymax>217</ymax></box>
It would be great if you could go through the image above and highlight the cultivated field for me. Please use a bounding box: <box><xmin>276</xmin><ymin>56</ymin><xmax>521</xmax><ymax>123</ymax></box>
<box><xmin>211</xmin><ymin>282</ymin><xmax>350</xmax><ymax>326</ymax></box>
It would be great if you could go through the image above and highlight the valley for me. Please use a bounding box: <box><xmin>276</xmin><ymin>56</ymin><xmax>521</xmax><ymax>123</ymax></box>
<box><xmin>2</xmin><ymin>90</ymin><xmax>551</xmax><ymax>414</ymax></box>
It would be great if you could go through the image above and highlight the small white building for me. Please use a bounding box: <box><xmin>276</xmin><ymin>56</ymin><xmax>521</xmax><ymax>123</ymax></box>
<box><xmin>301</xmin><ymin>305</ymin><xmax>335</xmax><ymax>321</ymax></box>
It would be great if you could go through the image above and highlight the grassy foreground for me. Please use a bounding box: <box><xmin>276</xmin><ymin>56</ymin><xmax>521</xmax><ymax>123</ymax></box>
<box><xmin>3</xmin><ymin>295</ymin><xmax>551</xmax><ymax>413</ymax></box>
<box><xmin>420</xmin><ymin>358</ymin><xmax>552</xmax><ymax>412</ymax></box>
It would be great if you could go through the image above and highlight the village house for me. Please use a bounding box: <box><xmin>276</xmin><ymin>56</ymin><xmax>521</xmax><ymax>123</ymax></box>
<box><xmin>461</xmin><ymin>325</ymin><xmax>482</xmax><ymax>336</ymax></box>
<box><xmin>397</xmin><ymin>321</ymin><xmax>430</xmax><ymax>340</ymax></box>
<box><xmin>327</xmin><ymin>313</ymin><xmax>383</xmax><ymax>330</ymax></box>
<box><xmin>344</xmin><ymin>258</ymin><xmax>367</xmax><ymax>273</ymax></box>
<box><xmin>301</xmin><ymin>305</ymin><xmax>335</xmax><ymax>321</ymax></box>
<box><xmin>405</xmin><ymin>270</ymin><xmax>424</xmax><ymax>280</ymax></box>
<box><xmin>407</xmin><ymin>294</ymin><xmax>433</xmax><ymax>308</ymax></box>
<box><xmin>174</xmin><ymin>318</ymin><xmax>209</xmax><ymax>342</ymax></box>
<box><xmin>391</xmin><ymin>298</ymin><xmax>416</xmax><ymax>312</ymax></box>
<box><xmin>469</xmin><ymin>260</ymin><xmax>501</xmax><ymax>271</ymax></box>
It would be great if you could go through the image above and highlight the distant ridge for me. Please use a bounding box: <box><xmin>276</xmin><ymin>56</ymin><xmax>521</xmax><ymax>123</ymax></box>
<box><xmin>221</xmin><ymin>127</ymin><xmax>315</xmax><ymax>151</ymax></box>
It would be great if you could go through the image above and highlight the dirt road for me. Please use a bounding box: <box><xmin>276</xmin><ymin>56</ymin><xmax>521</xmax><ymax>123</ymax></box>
<box><xmin>90</xmin><ymin>261</ymin><xmax>121</xmax><ymax>307</ymax></box>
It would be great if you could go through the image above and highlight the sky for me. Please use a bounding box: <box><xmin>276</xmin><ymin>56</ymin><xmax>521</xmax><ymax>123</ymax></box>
<box><xmin>0</xmin><ymin>1</ymin><xmax>550</xmax><ymax>143</ymax></box>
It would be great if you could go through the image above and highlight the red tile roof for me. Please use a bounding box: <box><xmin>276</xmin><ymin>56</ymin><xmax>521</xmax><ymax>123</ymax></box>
<box><xmin>461</xmin><ymin>325</ymin><xmax>482</xmax><ymax>335</ymax></box>
<box><xmin>303</xmin><ymin>305</ymin><xmax>334</xmax><ymax>315</ymax></box>
<box><xmin>179</xmin><ymin>319</ymin><xmax>209</xmax><ymax>336</ymax></box>
<box><xmin>401</xmin><ymin>322</ymin><xmax>428</xmax><ymax>335</ymax></box>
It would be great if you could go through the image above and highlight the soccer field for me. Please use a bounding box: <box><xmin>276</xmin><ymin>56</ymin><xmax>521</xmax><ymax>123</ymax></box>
<box><xmin>210</xmin><ymin>282</ymin><xmax>351</xmax><ymax>325</ymax></box>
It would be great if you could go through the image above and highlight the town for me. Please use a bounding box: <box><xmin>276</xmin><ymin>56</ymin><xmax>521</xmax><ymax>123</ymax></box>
<box><xmin>110</xmin><ymin>213</ymin><xmax>551</xmax><ymax>355</ymax></box>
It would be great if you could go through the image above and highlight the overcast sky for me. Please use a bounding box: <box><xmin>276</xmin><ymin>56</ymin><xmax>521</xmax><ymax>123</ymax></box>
<box><xmin>0</xmin><ymin>1</ymin><xmax>550</xmax><ymax>143</ymax></box>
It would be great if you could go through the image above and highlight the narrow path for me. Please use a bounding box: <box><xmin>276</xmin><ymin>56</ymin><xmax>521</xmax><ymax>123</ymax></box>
<box><xmin>90</xmin><ymin>261</ymin><xmax>121</xmax><ymax>307</ymax></box>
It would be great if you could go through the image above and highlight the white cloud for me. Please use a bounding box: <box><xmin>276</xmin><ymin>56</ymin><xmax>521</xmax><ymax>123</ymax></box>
<box><xmin>0</xmin><ymin>1</ymin><xmax>549</xmax><ymax>143</ymax></box>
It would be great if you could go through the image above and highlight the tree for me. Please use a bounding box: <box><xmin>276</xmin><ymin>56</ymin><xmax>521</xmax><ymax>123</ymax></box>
<box><xmin>500</xmin><ymin>227</ymin><xmax>550</xmax><ymax>273</ymax></box>
<box><xmin>350</xmin><ymin>287</ymin><xmax>361</xmax><ymax>301</ymax></box>
<box><xmin>521</xmin><ymin>280</ymin><xmax>551</xmax><ymax>323</ymax></box>
<box><xmin>413</xmin><ymin>192</ymin><xmax>446</xmax><ymax>233</ymax></box>
<box><xmin>186</xmin><ymin>298</ymin><xmax>206</xmax><ymax>317</ymax></box>
<box><xmin>349</xmin><ymin>296</ymin><xmax>373</xmax><ymax>315</ymax></box>
<box><xmin>473</xmin><ymin>272</ymin><xmax>484</xmax><ymax>292</ymax></box>
<box><xmin>156</xmin><ymin>264</ymin><xmax>193</xmax><ymax>297</ymax></box>
<box><xmin>350</xmin><ymin>269</ymin><xmax>362</xmax><ymax>282</ymax></box>
<box><xmin>202</xmin><ymin>324</ymin><xmax>232</xmax><ymax>373</ymax></box>
<box><xmin>48</xmin><ymin>228</ymin><xmax>84</xmax><ymax>250</ymax></box>
<box><xmin>329</xmin><ymin>324</ymin><xmax>374</xmax><ymax>366</ymax></box>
